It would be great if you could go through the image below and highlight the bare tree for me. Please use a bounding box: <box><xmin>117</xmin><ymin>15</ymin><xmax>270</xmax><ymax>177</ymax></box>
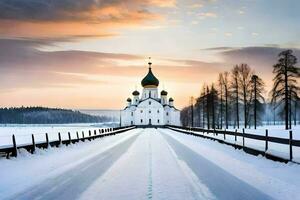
<box><xmin>231</xmin><ymin>65</ymin><xmax>240</xmax><ymax>128</ymax></box>
<box><xmin>222</xmin><ymin>71</ymin><xmax>230</xmax><ymax>129</ymax></box>
<box><xmin>218</xmin><ymin>73</ymin><xmax>224</xmax><ymax>129</ymax></box>
<box><xmin>238</xmin><ymin>64</ymin><xmax>253</xmax><ymax>128</ymax></box>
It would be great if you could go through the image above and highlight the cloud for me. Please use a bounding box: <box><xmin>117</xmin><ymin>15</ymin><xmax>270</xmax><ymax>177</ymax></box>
<box><xmin>225</xmin><ymin>32</ymin><xmax>233</xmax><ymax>37</ymax></box>
<box><xmin>189</xmin><ymin>3</ymin><xmax>204</xmax><ymax>8</ymax></box>
<box><xmin>0</xmin><ymin>0</ymin><xmax>174</xmax><ymax>22</ymax></box>
<box><xmin>202</xmin><ymin>47</ymin><xmax>235</xmax><ymax>51</ymax></box>
<box><xmin>0</xmin><ymin>0</ymin><xmax>175</xmax><ymax>38</ymax></box>
<box><xmin>198</xmin><ymin>12</ymin><xmax>217</xmax><ymax>19</ymax></box>
<box><xmin>0</xmin><ymin>38</ymin><xmax>223</xmax><ymax>92</ymax></box>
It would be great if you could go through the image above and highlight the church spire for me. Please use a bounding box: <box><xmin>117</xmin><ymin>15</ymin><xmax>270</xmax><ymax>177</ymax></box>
<box><xmin>141</xmin><ymin>57</ymin><xmax>159</xmax><ymax>88</ymax></box>
<box><xmin>148</xmin><ymin>57</ymin><xmax>152</xmax><ymax>69</ymax></box>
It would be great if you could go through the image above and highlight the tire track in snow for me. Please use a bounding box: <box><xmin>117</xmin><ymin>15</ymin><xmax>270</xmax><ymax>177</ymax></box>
<box><xmin>147</xmin><ymin>134</ymin><xmax>153</xmax><ymax>200</ymax></box>
<box><xmin>161</xmin><ymin>130</ymin><xmax>274</xmax><ymax>200</ymax></box>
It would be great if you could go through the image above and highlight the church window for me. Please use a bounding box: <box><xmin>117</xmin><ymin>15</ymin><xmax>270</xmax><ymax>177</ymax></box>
<box><xmin>149</xmin><ymin>91</ymin><xmax>151</xmax><ymax>98</ymax></box>
<box><xmin>149</xmin><ymin>101</ymin><xmax>151</xmax><ymax>105</ymax></box>
<box><xmin>141</xmin><ymin>110</ymin><xmax>143</xmax><ymax>113</ymax></box>
<box><xmin>131</xmin><ymin>121</ymin><xmax>133</xmax><ymax>125</ymax></box>
<box><xmin>166</xmin><ymin>112</ymin><xmax>169</xmax><ymax>116</ymax></box>
<box><xmin>131</xmin><ymin>112</ymin><xmax>133</xmax><ymax>116</ymax></box>
<box><xmin>141</xmin><ymin>119</ymin><xmax>143</xmax><ymax>123</ymax></box>
<box><xmin>157</xmin><ymin>119</ymin><xmax>160</xmax><ymax>123</ymax></box>
<box><xmin>149</xmin><ymin>110</ymin><xmax>151</xmax><ymax>114</ymax></box>
<box><xmin>157</xmin><ymin>110</ymin><xmax>159</xmax><ymax>113</ymax></box>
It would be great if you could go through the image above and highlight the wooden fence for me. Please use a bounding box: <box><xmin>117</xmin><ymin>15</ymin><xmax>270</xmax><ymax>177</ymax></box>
<box><xmin>0</xmin><ymin>126</ymin><xmax>135</xmax><ymax>159</ymax></box>
<box><xmin>167</xmin><ymin>125</ymin><xmax>300</xmax><ymax>164</ymax></box>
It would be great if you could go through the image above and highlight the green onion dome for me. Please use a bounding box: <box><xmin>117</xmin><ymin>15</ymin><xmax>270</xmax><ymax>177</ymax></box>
<box><xmin>132</xmin><ymin>90</ymin><xmax>140</xmax><ymax>96</ymax></box>
<box><xmin>127</xmin><ymin>98</ymin><xmax>132</xmax><ymax>102</ymax></box>
<box><xmin>161</xmin><ymin>90</ymin><xmax>168</xmax><ymax>96</ymax></box>
<box><xmin>141</xmin><ymin>67</ymin><xmax>159</xmax><ymax>88</ymax></box>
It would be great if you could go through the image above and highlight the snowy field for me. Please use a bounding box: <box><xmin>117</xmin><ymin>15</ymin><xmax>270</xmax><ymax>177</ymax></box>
<box><xmin>184</xmin><ymin>126</ymin><xmax>300</xmax><ymax>163</ymax></box>
<box><xmin>0</xmin><ymin>128</ymin><xmax>299</xmax><ymax>200</ymax></box>
<box><xmin>0</xmin><ymin>123</ymin><xmax>117</xmax><ymax>148</ymax></box>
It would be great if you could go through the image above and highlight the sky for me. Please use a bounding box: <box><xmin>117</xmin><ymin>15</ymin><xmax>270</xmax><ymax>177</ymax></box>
<box><xmin>0</xmin><ymin>0</ymin><xmax>299</xmax><ymax>109</ymax></box>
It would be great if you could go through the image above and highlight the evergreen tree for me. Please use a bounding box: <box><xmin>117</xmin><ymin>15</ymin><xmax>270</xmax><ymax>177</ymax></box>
<box><xmin>271</xmin><ymin>50</ymin><xmax>300</xmax><ymax>129</ymax></box>
<box><xmin>251</xmin><ymin>74</ymin><xmax>265</xmax><ymax>129</ymax></box>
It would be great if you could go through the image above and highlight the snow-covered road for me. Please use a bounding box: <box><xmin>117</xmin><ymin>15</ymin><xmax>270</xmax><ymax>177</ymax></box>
<box><xmin>1</xmin><ymin>128</ymin><xmax>299</xmax><ymax>200</ymax></box>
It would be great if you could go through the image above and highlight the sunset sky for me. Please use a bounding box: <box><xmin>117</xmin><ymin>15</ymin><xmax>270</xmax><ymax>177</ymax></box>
<box><xmin>0</xmin><ymin>0</ymin><xmax>299</xmax><ymax>109</ymax></box>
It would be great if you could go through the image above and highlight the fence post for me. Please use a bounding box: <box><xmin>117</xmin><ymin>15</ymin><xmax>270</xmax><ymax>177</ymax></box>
<box><xmin>289</xmin><ymin>130</ymin><xmax>293</xmax><ymax>161</ymax></box>
<box><xmin>58</xmin><ymin>132</ymin><xmax>62</xmax><ymax>146</ymax></box>
<box><xmin>76</xmin><ymin>131</ymin><xmax>79</xmax><ymax>142</ymax></box>
<box><xmin>45</xmin><ymin>133</ymin><xmax>49</xmax><ymax>149</ymax></box>
<box><xmin>68</xmin><ymin>132</ymin><xmax>71</xmax><ymax>145</ymax></box>
<box><xmin>12</xmin><ymin>134</ymin><xmax>17</xmax><ymax>157</ymax></box>
<box><xmin>82</xmin><ymin>131</ymin><xmax>85</xmax><ymax>142</ymax></box>
<box><xmin>94</xmin><ymin>130</ymin><xmax>97</xmax><ymax>139</ymax></box>
<box><xmin>242</xmin><ymin>128</ymin><xmax>245</xmax><ymax>148</ymax></box>
<box><xmin>265</xmin><ymin>129</ymin><xmax>268</xmax><ymax>154</ymax></box>
<box><xmin>31</xmin><ymin>134</ymin><xmax>36</xmax><ymax>154</ymax></box>
<box><xmin>89</xmin><ymin>130</ymin><xmax>91</xmax><ymax>141</ymax></box>
<box><xmin>235</xmin><ymin>129</ymin><xmax>237</xmax><ymax>142</ymax></box>
<box><xmin>223</xmin><ymin>130</ymin><xmax>226</xmax><ymax>140</ymax></box>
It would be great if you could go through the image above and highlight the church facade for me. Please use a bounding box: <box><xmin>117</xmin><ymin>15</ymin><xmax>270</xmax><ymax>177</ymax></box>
<box><xmin>121</xmin><ymin>61</ymin><xmax>181</xmax><ymax>127</ymax></box>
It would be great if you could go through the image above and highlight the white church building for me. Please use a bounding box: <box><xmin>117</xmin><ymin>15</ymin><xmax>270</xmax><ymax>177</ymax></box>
<box><xmin>121</xmin><ymin>61</ymin><xmax>181</xmax><ymax>127</ymax></box>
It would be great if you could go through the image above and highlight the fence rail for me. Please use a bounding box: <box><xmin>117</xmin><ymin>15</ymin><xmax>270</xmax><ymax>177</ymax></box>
<box><xmin>167</xmin><ymin>125</ymin><xmax>299</xmax><ymax>164</ymax></box>
<box><xmin>0</xmin><ymin>126</ymin><xmax>135</xmax><ymax>159</ymax></box>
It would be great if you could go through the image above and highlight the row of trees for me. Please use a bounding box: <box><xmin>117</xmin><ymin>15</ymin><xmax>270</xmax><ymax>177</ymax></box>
<box><xmin>180</xmin><ymin>50</ymin><xmax>300</xmax><ymax>130</ymax></box>
<box><xmin>0</xmin><ymin>107</ymin><xmax>113</xmax><ymax>124</ymax></box>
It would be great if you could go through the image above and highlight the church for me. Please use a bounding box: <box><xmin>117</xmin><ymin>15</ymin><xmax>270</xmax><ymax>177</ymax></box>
<box><xmin>121</xmin><ymin>61</ymin><xmax>181</xmax><ymax>127</ymax></box>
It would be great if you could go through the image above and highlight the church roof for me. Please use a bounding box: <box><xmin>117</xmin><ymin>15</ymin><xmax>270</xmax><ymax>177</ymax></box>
<box><xmin>141</xmin><ymin>62</ymin><xmax>159</xmax><ymax>87</ymax></box>
<box><xmin>132</xmin><ymin>90</ymin><xmax>140</xmax><ymax>96</ymax></box>
<box><xmin>161</xmin><ymin>90</ymin><xmax>168</xmax><ymax>95</ymax></box>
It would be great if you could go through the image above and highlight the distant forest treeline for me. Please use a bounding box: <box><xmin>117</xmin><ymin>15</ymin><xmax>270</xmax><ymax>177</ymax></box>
<box><xmin>0</xmin><ymin>107</ymin><xmax>113</xmax><ymax>124</ymax></box>
<box><xmin>181</xmin><ymin>49</ymin><xmax>300</xmax><ymax>130</ymax></box>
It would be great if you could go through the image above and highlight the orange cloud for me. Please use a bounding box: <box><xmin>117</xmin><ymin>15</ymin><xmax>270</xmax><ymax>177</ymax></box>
<box><xmin>0</xmin><ymin>0</ymin><xmax>174</xmax><ymax>39</ymax></box>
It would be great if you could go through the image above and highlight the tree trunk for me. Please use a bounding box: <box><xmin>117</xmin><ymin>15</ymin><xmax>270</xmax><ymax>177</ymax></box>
<box><xmin>212</xmin><ymin>94</ymin><xmax>215</xmax><ymax>129</ymax></box>
<box><xmin>243</xmin><ymin>84</ymin><xmax>247</xmax><ymax>128</ymax></box>
<box><xmin>254</xmin><ymin>78</ymin><xmax>257</xmax><ymax>129</ymax></box>
<box><xmin>225</xmin><ymin>86</ymin><xmax>228</xmax><ymax>129</ymax></box>
<box><xmin>284</xmin><ymin>54</ymin><xmax>289</xmax><ymax>130</ymax></box>
<box><xmin>207</xmin><ymin>94</ymin><xmax>210</xmax><ymax>129</ymax></box>
<box><xmin>236</xmin><ymin>79</ymin><xmax>239</xmax><ymax>129</ymax></box>
<box><xmin>202</xmin><ymin>99</ymin><xmax>205</xmax><ymax>128</ymax></box>
<box><xmin>220</xmin><ymin>87</ymin><xmax>223</xmax><ymax>129</ymax></box>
